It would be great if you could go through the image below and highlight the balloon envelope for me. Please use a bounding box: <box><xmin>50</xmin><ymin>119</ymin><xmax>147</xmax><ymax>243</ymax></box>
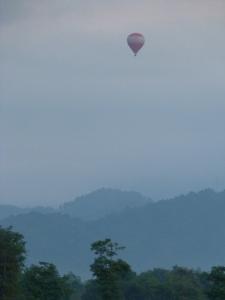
<box><xmin>127</xmin><ymin>33</ymin><xmax>145</xmax><ymax>55</ymax></box>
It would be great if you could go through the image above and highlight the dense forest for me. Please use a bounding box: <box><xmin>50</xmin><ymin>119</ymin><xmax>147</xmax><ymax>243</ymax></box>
<box><xmin>1</xmin><ymin>226</ymin><xmax>225</xmax><ymax>300</ymax></box>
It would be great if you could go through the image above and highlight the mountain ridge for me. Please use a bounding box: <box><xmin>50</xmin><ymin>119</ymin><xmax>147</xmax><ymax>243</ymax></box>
<box><xmin>1</xmin><ymin>188</ymin><xmax>224</xmax><ymax>278</ymax></box>
<box><xmin>0</xmin><ymin>188</ymin><xmax>151</xmax><ymax>221</ymax></box>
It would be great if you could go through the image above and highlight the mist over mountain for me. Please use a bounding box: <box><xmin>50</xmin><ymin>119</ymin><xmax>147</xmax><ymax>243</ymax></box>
<box><xmin>1</xmin><ymin>188</ymin><xmax>225</xmax><ymax>278</ymax></box>
<box><xmin>0</xmin><ymin>205</ymin><xmax>24</xmax><ymax>220</ymax></box>
<box><xmin>0</xmin><ymin>188</ymin><xmax>150</xmax><ymax>221</ymax></box>
<box><xmin>0</xmin><ymin>205</ymin><xmax>55</xmax><ymax>221</ymax></box>
<box><xmin>60</xmin><ymin>188</ymin><xmax>151</xmax><ymax>220</ymax></box>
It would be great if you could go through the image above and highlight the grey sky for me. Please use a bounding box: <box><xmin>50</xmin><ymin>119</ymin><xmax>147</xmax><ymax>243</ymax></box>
<box><xmin>1</xmin><ymin>0</ymin><xmax>225</xmax><ymax>206</ymax></box>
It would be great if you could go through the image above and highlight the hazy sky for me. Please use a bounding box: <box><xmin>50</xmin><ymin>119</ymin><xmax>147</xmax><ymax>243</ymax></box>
<box><xmin>1</xmin><ymin>0</ymin><xmax>225</xmax><ymax>206</ymax></box>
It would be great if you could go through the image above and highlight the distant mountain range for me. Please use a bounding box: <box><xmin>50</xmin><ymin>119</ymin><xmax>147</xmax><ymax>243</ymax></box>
<box><xmin>60</xmin><ymin>188</ymin><xmax>151</xmax><ymax>220</ymax></box>
<box><xmin>1</xmin><ymin>188</ymin><xmax>225</xmax><ymax>278</ymax></box>
<box><xmin>0</xmin><ymin>188</ymin><xmax>150</xmax><ymax>221</ymax></box>
<box><xmin>0</xmin><ymin>205</ymin><xmax>55</xmax><ymax>221</ymax></box>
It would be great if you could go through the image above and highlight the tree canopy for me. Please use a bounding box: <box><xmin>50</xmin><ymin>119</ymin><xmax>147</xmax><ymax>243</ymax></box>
<box><xmin>0</xmin><ymin>226</ymin><xmax>26</xmax><ymax>300</ymax></box>
<box><xmin>1</xmin><ymin>228</ymin><xmax>225</xmax><ymax>300</ymax></box>
<box><xmin>89</xmin><ymin>238</ymin><xmax>132</xmax><ymax>300</ymax></box>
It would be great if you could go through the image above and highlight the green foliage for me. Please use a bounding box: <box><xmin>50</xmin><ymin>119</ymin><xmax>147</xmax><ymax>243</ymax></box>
<box><xmin>90</xmin><ymin>239</ymin><xmax>132</xmax><ymax>300</ymax></box>
<box><xmin>91</xmin><ymin>239</ymin><xmax>125</xmax><ymax>258</ymax></box>
<box><xmin>62</xmin><ymin>273</ymin><xmax>83</xmax><ymax>300</ymax></box>
<box><xmin>123</xmin><ymin>267</ymin><xmax>209</xmax><ymax>300</ymax></box>
<box><xmin>0</xmin><ymin>226</ymin><xmax>26</xmax><ymax>300</ymax></box>
<box><xmin>167</xmin><ymin>266</ymin><xmax>208</xmax><ymax>300</ymax></box>
<box><xmin>208</xmin><ymin>266</ymin><xmax>225</xmax><ymax>300</ymax></box>
<box><xmin>81</xmin><ymin>280</ymin><xmax>102</xmax><ymax>300</ymax></box>
<box><xmin>2</xmin><ymin>228</ymin><xmax>225</xmax><ymax>300</ymax></box>
<box><xmin>21</xmin><ymin>262</ymin><xmax>73</xmax><ymax>300</ymax></box>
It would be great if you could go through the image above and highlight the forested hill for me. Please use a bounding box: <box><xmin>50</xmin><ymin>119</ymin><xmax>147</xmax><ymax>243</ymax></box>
<box><xmin>0</xmin><ymin>188</ymin><xmax>150</xmax><ymax>221</ymax></box>
<box><xmin>0</xmin><ymin>205</ymin><xmax>55</xmax><ymax>220</ymax></box>
<box><xmin>1</xmin><ymin>189</ymin><xmax>225</xmax><ymax>278</ymax></box>
<box><xmin>60</xmin><ymin>188</ymin><xmax>151</xmax><ymax>220</ymax></box>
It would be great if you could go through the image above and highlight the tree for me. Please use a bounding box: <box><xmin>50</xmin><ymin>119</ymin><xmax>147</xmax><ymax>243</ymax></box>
<box><xmin>208</xmin><ymin>266</ymin><xmax>225</xmax><ymax>300</ymax></box>
<box><xmin>0</xmin><ymin>226</ymin><xmax>26</xmax><ymax>300</ymax></box>
<box><xmin>82</xmin><ymin>280</ymin><xmax>102</xmax><ymax>300</ymax></box>
<box><xmin>62</xmin><ymin>272</ymin><xmax>83</xmax><ymax>300</ymax></box>
<box><xmin>21</xmin><ymin>262</ymin><xmax>73</xmax><ymax>300</ymax></box>
<box><xmin>166</xmin><ymin>266</ymin><xmax>208</xmax><ymax>300</ymax></box>
<box><xmin>90</xmin><ymin>239</ymin><xmax>132</xmax><ymax>300</ymax></box>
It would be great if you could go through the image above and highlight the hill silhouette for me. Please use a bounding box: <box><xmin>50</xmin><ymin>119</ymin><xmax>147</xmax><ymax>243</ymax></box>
<box><xmin>0</xmin><ymin>205</ymin><xmax>55</xmax><ymax>220</ymax></box>
<box><xmin>1</xmin><ymin>188</ymin><xmax>225</xmax><ymax>278</ymax></box>
<box><xmin>60</xmin><ymin>188</ymin><xmax>151</xmax><ymax>220</ymax></box>
<box><xmin>0</xmin><ymin>189</ymin><xmax>150</xmax><ymax>221</ymax></box>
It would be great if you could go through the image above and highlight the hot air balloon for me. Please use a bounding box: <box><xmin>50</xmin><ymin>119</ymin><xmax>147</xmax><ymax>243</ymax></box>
<box><xmin>127</xmin><ymin>33</ymin><xmax>145</xmax><ymax>56</ymax></box>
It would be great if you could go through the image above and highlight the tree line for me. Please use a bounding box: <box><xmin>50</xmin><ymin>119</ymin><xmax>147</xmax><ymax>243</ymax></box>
<box><xmin>0</xmin><ymin>226</ymin><xmax>225</xmax><ymax>300</ymax></box>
